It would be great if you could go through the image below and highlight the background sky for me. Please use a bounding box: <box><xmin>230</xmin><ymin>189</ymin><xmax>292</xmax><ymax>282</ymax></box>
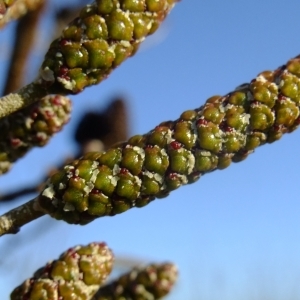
<box><xmin>1</xmin><ymin>0</ymin><xmax>300</xmax><ymax>299</ymax></box>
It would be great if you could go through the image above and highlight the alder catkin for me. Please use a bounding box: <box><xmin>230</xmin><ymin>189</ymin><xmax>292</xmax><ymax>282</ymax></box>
<box><xmin>38</xmin><ymin>56</ymin><xmax>300</xmax><ymax>225</ymax></box>
<box><xmin>93</xmin><ymin>263</ymin><xmax>178</xmax><ymax>300</ymax></box>
<box><xmin>10</xmin><ymin>242</ymin><xmax>114</xmax><ymax>300</ymax></box>
<box><xmin>40</xmin><ymin>0</ymin><xmax>178</xmax><ymax>94</ymax></box>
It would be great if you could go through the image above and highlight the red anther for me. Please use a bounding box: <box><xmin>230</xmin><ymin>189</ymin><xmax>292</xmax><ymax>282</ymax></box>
<box><xmin>67</xmin><ymin>248</ymin><xmax>74</xmax><ymax>254</ymax></box>
<box><xmin>70</xmin><ymin>252</ymin><xmax>78</xmax><ymax>259</ymax></box>
<box><xmin>169</xmin><ymin>173</ymin><xmax>178</xmax><ymax>180</ymax></box>
<box><xmin>44</xmin><ymin>110</ymin><xmax>54</xmax><ymax>119</ymax></box>
<box><xmin>278</xmin><ymin>94</ymin><xmax>287</xmax><ymax>101</ymax></box>
<box><xmin>30</xmin><ymin>107</ymin><xmax>39</xmax><ymax>119</ymax></box>
<box><xmin>189</xmin><ymin>171</ymin><xmax>201</xmax><ymax>180</ymax></box>
<box><xmin>251</xmin><ymin>100</ymin><xmax>260</xmax><ymax>106</ymax></box>
<box><xmin>35</xmin><ymin>133</ymin><xmax>47</xmax><ymax>143</ymax></box>
<box><xmin>0</xmin><ymin>5</ymin><xmax>6</xmax><ymax>15</ymax></box>
<box><xmin>294</xmin><ymin>117</ymin><xmax>300</xmax><ymax>125</ymax></box>
<box><xmin>273</xmin><ymin>124</ymin><xmax>280</xmax><ymax>131</ymax></box>
<box><xmin>51</xmin><ymin>96</ymin><xmax>62</xmax><ymax>106</ymax></box>
<box><xmin>10</xmin><ymin>138</ymin><xmax>21</xmax><ymax>148</ymax></box>
<box><xmin>192</xmin><ymin>171</ymin><xmax>201</xmax><ymax>176</ymax></box>
<box><xmin>196</xmin><ymin>118</ymin><xmax>208</xmax><ymax>126</ymax></box>
<box><xmin>239</xmin><ymin>149</ymin><xmax>249</xmax><ymax>155</ymax></box>
<box><xmin>60</xmin><ymin>38</ymin><xmax>70</xmax><ymax>46</ymax></box>
<box><xmin>224</xmin><ymin>126</ymin><xmax>234</xmax><ymax>133</ymax></box>
<box><xmin>58</xmin><ymin>66</ymin><xmax>70</xmax><ymax>80</ymax></box>
<box><xmin>71</xmin><ymin>174</ymin><xmax>80</xmax><ymax>181</ymax></box>
<box><xmin>273</xmin><ymin>124</ymin><xmax>283</xmax><ymax>132</ymax></box>
<box><xmin>120</xmin><ymin>168</ymin><xmax>129</xmax><ymax>175</ymax></box>
<box><xmin>145</xmin><ymin>144</ymin><xmax>154</xmax><ymax>149</ymax></box>
<box><xmin>59</xmin><ymin>66</ymin><xmax>68</xmax><ymax>76</ymax></box>
<box><xmin>170</xmin><ymin>141</ymin><xmax>181</xmax><ymax>149</ymax></box>
<box><xmin>42</xmin><ymin>263</ymin><xmax>52</xmax><ymax>275</ymax></box>
<box><xmin>91</xmin><ymin>188</ymin><xmax>100</xmax><ymax>195</ymax></box>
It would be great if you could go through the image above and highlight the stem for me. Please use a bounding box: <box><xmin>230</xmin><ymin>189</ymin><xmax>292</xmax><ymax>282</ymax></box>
<box><xmin>0</xmin><ymin>198</ymin><xmax>45</xmax><ymax>236</ymax></box>
<box><xmin>0</xmin><ymin>81</ymin><xmax>48</xmax><ymax>119</ymax></box>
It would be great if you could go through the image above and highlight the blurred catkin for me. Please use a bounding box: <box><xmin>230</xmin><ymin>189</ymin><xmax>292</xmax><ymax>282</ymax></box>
<box><xmin>40</xmin><ymin>0</ymin><xmax>177</xmax><ymax>94</ymax></box>
<box><xmin>0</xmin><ymin>0</ymin><xmax>44</xmax><ymax>28</ymax></box>
<box><xmin>37</xmin><ymin>56</ymin><xmax>300</xmax><ymax>225</ymax></box>
<box><xmin>10</xmin><ymin>242</ymin><xmax>114</xmax><ymax>300</ymax></box>
<box><xmin>93</xmin><ymin>263</ymin><xmax>178</xmax><ymax>300</ymax></box>
<box><xmin>0</xmin><ymin>95</ymin><xmax>71</xmax><ymax>175</ymax></box>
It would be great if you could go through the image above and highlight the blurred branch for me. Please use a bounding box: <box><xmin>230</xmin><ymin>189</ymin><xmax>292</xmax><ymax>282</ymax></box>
<box><xmin>0</xmin><ymin>186</ymin><xmax>38</xmax><ymax>202</ymax></box>
<box><xmin>75</xmin><ymin>97</ymin><xmax>129</xmax><ymax>155</ymax></box>
<box><xmin>3</xmin><ymin>0</ymin><xmax>45</xmax><ymax>94</ymax></box>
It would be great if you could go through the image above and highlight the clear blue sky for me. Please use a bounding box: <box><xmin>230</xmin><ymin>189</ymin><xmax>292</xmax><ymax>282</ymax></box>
<box><xmin>1</xmin><ymin>0</ymin><xmax>300</xmax><ymax>299</ymax></box>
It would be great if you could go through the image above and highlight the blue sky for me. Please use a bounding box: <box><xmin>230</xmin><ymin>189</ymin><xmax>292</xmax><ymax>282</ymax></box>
<box><xmin>1</xmin><ymin>0</ymin><xmax>300</xmax><ymax>299</ymax></box>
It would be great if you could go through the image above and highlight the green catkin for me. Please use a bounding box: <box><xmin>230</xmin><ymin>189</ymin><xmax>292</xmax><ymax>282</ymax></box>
<box><xmin>10</xmin><ymin>242</ymin><xmax>114</xmax><ymax>300</ymax></box>
<box><xmin>39</xmin><ymin>0</ymin><xmax>177</xmax><ymax>94</ymax></box>
<box><xmin>0</xmin><ymin>95</ymin><xmax>71</xmax><ymax>174</ymax></box>
<box><xmin>38</xmin><ymin>56</ymin><xmax>300</xmax><ymax>225</ymax></box>
<box><xmin>93</xmin><ymin>263</ymin><xmax>178</xmax><ymax>300</ymax></box>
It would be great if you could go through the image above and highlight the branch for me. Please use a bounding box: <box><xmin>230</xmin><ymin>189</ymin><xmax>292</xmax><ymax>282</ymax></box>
<box><xmin>0</xmin><ymin>198</ymin><xmax>44</xmax><ymax>236</ymax></box>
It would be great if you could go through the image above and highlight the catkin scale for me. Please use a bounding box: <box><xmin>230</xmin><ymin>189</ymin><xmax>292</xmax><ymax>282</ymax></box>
<box><xmin>38</xmin><ymin>56</ymin><xmax>300</xmax><ymax>225</ymax></box>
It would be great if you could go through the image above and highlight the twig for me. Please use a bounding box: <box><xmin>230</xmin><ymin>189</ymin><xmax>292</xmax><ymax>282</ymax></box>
<box><xmin>0</xmin><ymin>186</ymin><xmax>38</xmax><ymax>202</ymax></box>
<box><xmin>0</xmin><ymin>198</ymin><xmax>45</xmax><ymax>236</ymax></box>
<box><xmin>0</xmin><ymin>81</ymin><xmax>49</xmax><ymax>119</ymax></box>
